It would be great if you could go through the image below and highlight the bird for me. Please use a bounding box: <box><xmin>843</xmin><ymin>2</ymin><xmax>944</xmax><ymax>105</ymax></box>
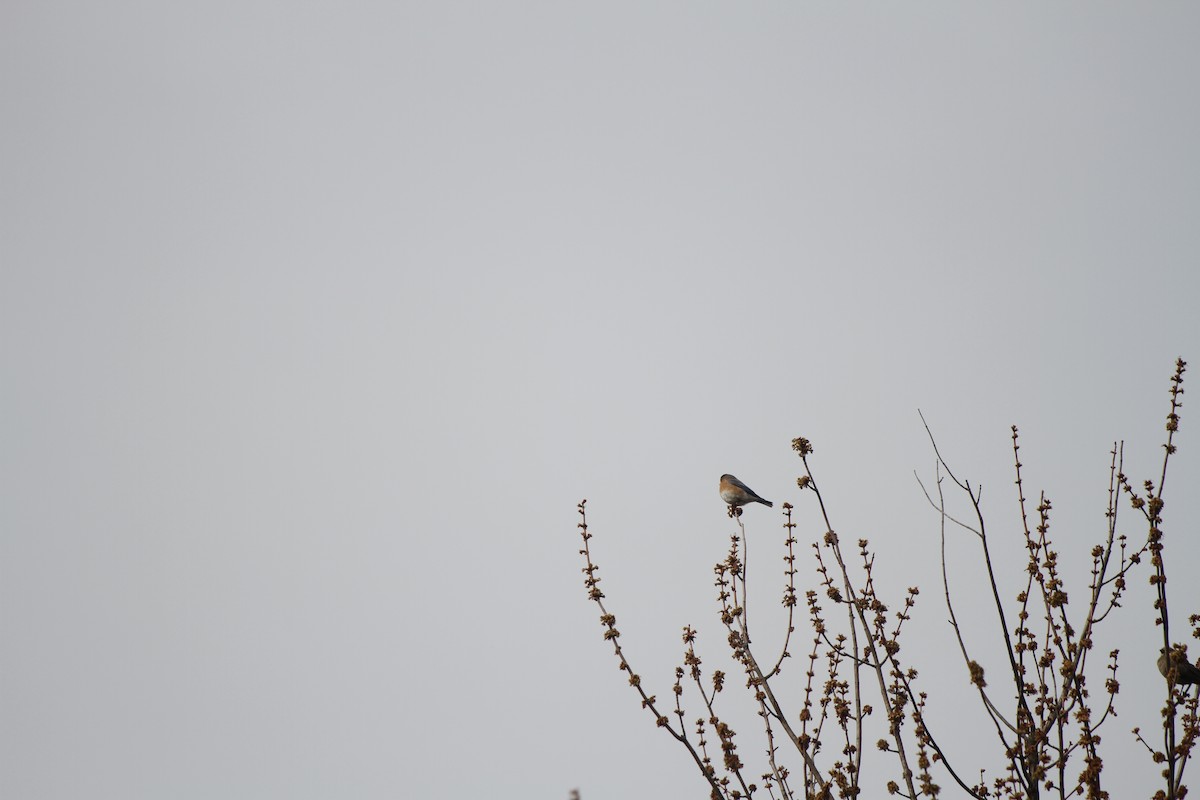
<box><xmin>719</xmin><ymin>474</ymin><xmax>773</xmax><ymax>508</ymax></box>
<box><xmin>1158</xmin><ymin>647</ymin><xmax>1200</xmax><ymax>686</ymax></box>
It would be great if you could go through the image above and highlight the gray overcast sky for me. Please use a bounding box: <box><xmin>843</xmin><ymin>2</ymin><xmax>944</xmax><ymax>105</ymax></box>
<box><xmin>3</xmin><ymin>3</ymin><xmax>1199</xmax><ymax>798</ymax></box>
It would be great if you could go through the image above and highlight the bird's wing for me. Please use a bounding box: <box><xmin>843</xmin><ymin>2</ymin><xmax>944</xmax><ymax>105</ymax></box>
<box><xmin>728</xmin><ymin>475</ymin><xmax>758</xmax><ymax>495</ymax></box>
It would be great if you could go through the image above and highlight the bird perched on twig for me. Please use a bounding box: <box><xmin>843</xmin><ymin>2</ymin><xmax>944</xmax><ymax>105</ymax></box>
<box><xmin>719</xmin><ymin>474</ymin><xmax>773</xmax><ymax>509</ymax></box>
<box><xmin>1158</xmin><ymin>646</ymin><xmax>1200</xmax><ymax>686</ymax></box>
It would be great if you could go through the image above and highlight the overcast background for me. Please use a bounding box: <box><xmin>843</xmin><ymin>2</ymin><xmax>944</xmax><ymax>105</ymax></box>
<box><xmin>3</xmin><ymin>3</ymin><xmax>1199</xmax><ymax>799</ymax></box>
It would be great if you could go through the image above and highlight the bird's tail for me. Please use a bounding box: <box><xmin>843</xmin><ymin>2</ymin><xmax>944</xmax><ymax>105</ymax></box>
<box><xmin>758</xmin><ymin>498</ymin><xmax>773</xmax><ymax>508</ymax></box>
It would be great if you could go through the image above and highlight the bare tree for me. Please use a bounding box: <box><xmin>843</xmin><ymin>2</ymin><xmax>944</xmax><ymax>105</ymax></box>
<box><xmin>575</xmin><ymin>359</ymin><xmax>1192</xmax><ymax>799</ymax></box>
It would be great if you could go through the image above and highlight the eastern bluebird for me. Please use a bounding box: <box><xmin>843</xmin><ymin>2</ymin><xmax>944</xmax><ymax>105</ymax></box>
<box><xmin>1158</xmin><ymin>647</ymin><xmax>1200</xmax><ymax>686</ymax></box>
<box><xmin>719</xmin><ymin>474</ymin><xmax>773</xmax><ymax>508</ymax></box>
